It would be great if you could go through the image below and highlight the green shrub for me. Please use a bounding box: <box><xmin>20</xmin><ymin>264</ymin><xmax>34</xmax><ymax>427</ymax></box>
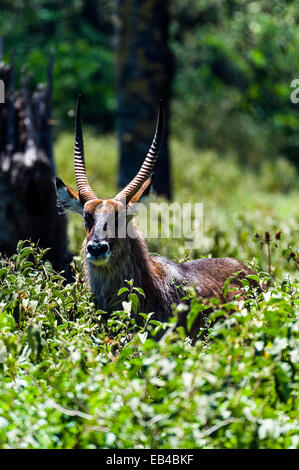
<box><xmin>0</xmin><ymin>242</ymin><xmax>298</xmax><ymax>448</ymax></box>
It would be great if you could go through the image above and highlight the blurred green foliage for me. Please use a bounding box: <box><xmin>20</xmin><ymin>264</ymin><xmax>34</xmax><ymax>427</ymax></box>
<box><xmin>170</xmin><ymin>0</ymin><xmax>299</xmax><ymax>165</ymax></box>
<box><xmin>1</xmin><ymin>0</ymin><xmax>299</xmax><ymax>166</ymax></box>
<box><xmin>0</xmin><ymin>0</ymin><xmax>116</xmax><ymax>130</ymax></box>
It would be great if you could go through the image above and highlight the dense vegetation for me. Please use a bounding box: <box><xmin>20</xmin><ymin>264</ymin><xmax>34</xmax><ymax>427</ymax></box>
<box><xmin>0</xmin><ymin>133</ymin><xmax>298</xmax><ymax>448</ymax></box>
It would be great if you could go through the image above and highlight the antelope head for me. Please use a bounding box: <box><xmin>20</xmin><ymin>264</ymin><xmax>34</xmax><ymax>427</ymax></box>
<box><xmin>55</xmin><ymin>95</ymin><xmax>163</xmax><ymax>267</ymax></box>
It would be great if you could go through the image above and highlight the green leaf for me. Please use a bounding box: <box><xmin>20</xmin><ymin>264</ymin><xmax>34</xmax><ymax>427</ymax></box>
<box><xmin>246</xmin><ymin>274</ymin><xmax>261</xmax><ymax>284</ymax></box>
<box><xmin>223</xmin><ymin>276</ymin><xmax>233</xmax><ymax>297</ymax></box>
<box><xmin>0</xmin><ymin>312</ymin><xmax>16</xmax><ymax>331</ymax></box>
<box><xmin>129</xmin><ymin>293</ymin><xmax>139</xmax><ymax>314</ymax></box>
<box><xmin>133</xmin><ymin>287</ymin><xmax>145</xmax><ymax>297</ymax></box>
<box><xmin>117</xmin><ymin>287</ymin><xmax>129</xmax><ymax>296</ymax></box>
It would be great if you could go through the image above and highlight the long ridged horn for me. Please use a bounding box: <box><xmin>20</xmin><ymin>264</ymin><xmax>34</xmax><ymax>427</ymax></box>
<box><xmin>74</xmin><ymin>94</ymin><xmax>97</xmax><ymax>202</ymax></box>
<box><xmin>115</xmin><ymin>100</ymin><xmax>164</xmax><ymax>203</ymax></box>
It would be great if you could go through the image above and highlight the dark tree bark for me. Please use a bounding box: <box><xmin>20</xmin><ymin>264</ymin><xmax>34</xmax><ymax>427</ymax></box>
<box><xmin>0</xmin><ymin>51</ymin><xmax>71</xmax><ymax>273</ymax></box>
<box><xmin>116</xmin><ymin>0</ymin><xmax>174</xmax><ymax>199</ymax></box>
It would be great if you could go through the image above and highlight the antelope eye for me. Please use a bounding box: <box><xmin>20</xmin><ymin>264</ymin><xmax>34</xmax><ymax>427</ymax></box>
<box><xmin>103</xmin><ymin>222</ymin><xmax>107</xmax><ymax>231</ymax></box>
<box><xmin>84</xmin><ymin>214</ymin><xmax>94</xmax><ymax>231</ymax></box>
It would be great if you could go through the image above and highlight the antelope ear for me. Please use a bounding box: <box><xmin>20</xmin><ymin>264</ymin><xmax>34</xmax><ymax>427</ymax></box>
<box><xmin>127</xmin><ymin>174</ymin><xmax>154</xmax><ymax>206</ymax></box>
<box><xmin>54</xmin><ymin>177</ymin><xmax>83</xmax><ymax>215</ymax></box>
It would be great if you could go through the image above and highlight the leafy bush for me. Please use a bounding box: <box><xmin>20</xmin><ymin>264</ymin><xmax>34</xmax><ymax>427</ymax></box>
<box><xmin>0</xmin><ymin>241</ymin><xmax>298</xmax><ymax>449</ymax></box>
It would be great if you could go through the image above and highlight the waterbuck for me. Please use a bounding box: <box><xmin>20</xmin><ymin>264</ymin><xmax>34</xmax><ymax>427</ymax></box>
<box><xmin>55</xmin><ymin>96</ymin><xmax>255</xmax><ymax>341</ymax></box>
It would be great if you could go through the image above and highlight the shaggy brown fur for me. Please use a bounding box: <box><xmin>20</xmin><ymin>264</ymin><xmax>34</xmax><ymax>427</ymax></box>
<box><xmin>83</xmin><ymin>219</ymin><xmax>254</xmax><ymax>341</ymax></box>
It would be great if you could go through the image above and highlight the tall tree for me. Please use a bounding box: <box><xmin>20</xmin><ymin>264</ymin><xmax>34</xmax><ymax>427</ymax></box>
<box><xmin>116</xmin><ymin>0</ymin><xmax>174</xmax><ymax>199</ymax></box>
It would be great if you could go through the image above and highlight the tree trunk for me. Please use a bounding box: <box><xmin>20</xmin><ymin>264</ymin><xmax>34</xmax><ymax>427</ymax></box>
<box><xmin>0</xmin><ymin>51</ymin><xmax>71</xmax><ymax>274</ymax></box>
<box><xmin>116</xmin><ymin>0</ymin><xmax>174</xmax><ymax>199</ymax></box>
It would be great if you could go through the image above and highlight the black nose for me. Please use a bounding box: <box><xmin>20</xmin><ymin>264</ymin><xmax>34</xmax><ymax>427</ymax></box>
<box><xmin>87</xmin><ymin>241</ymin><xmax>110</xmax><ymax>258</ymax></box>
